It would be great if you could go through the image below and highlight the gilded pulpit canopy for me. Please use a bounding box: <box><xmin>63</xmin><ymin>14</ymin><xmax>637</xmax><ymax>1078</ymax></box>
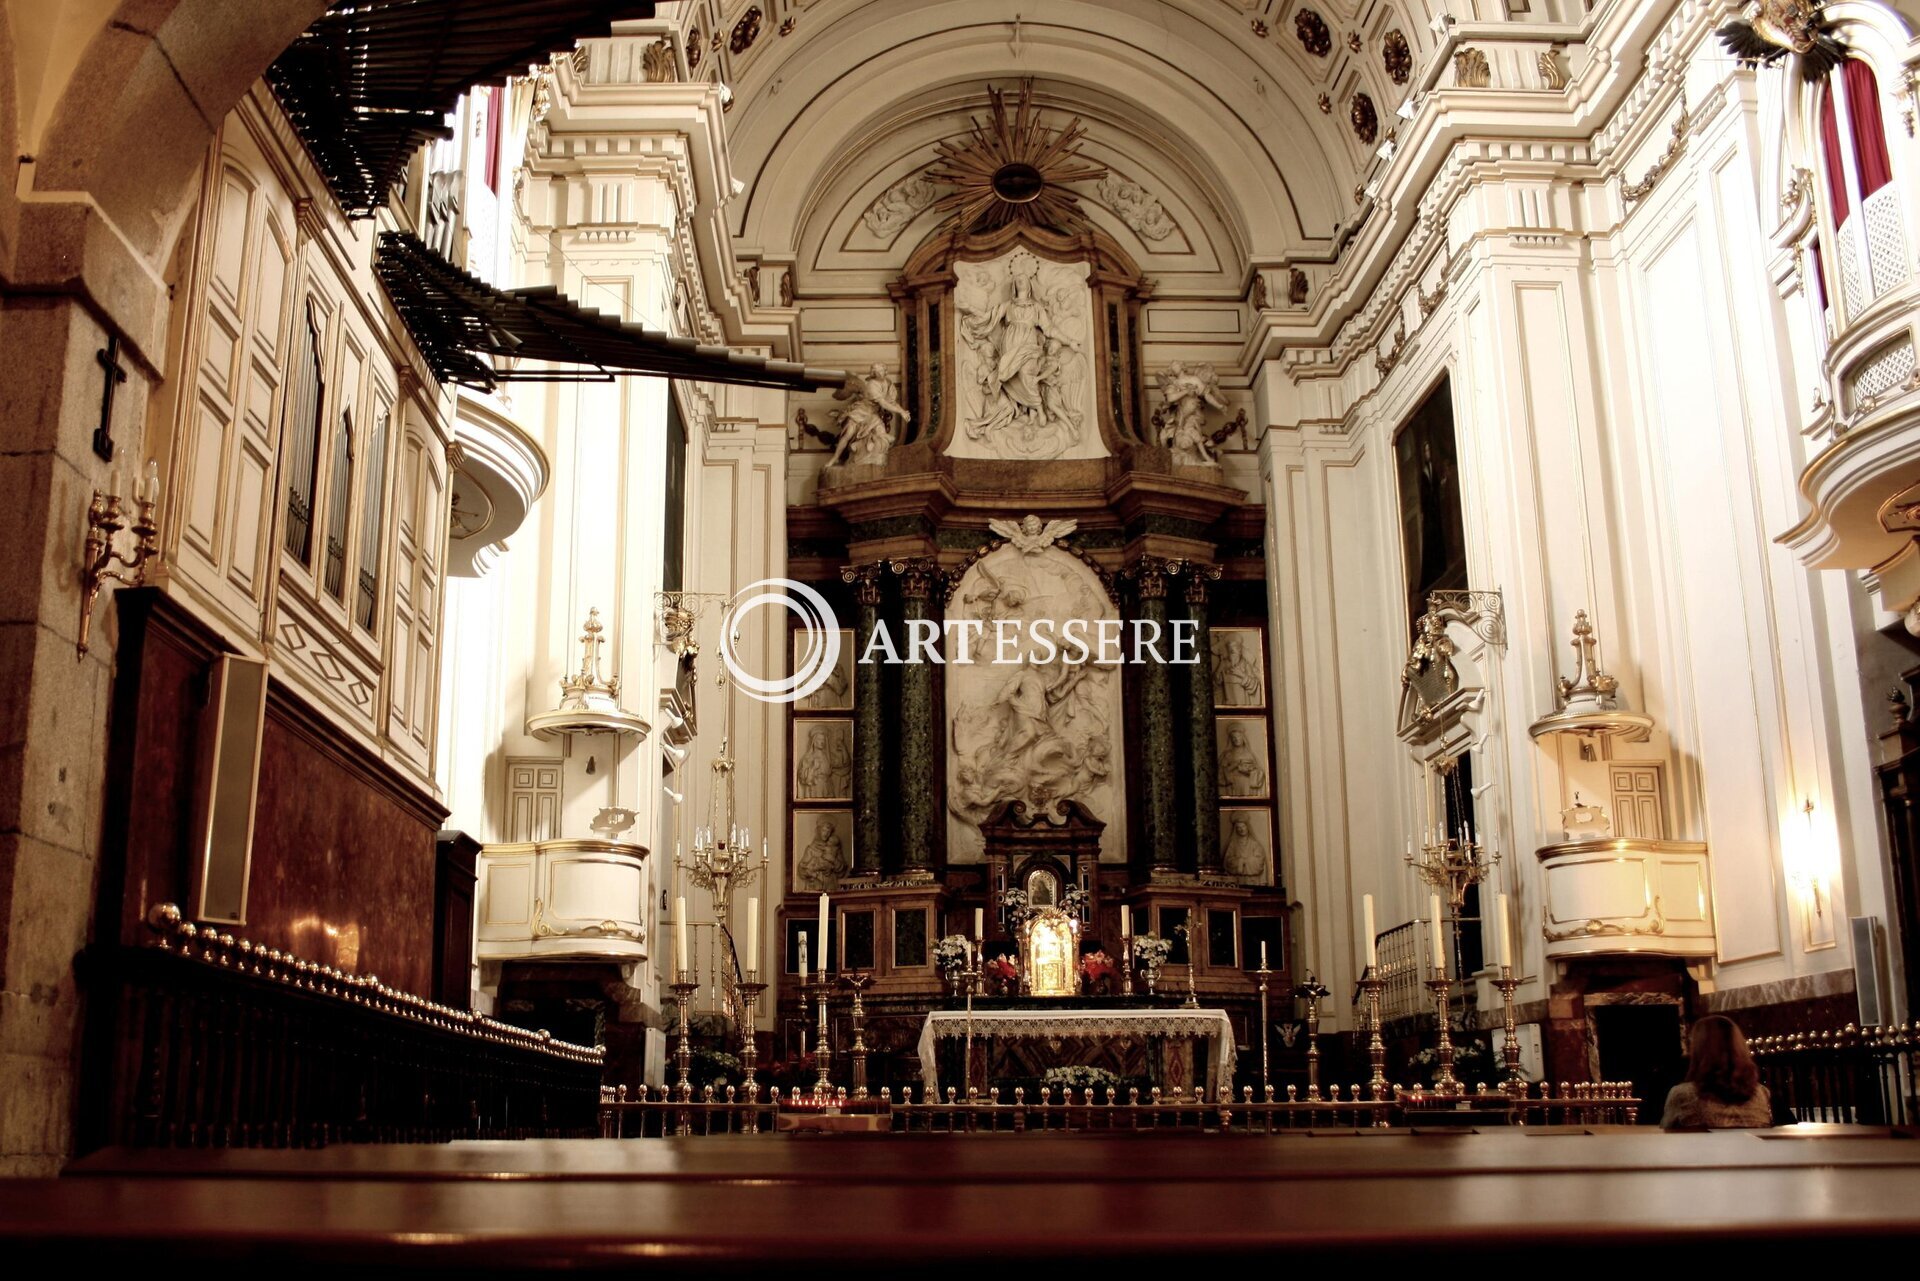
<box><xmin>1021</xmin><ymin>908</ymin><xmax>1080</xmax><ymax>997</ymax></box>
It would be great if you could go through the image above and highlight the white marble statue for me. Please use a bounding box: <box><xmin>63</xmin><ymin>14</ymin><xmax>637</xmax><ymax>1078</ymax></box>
<box><xmin>952</xmin><ymin>248</ymin><xmax>1103</xmax><ymax>461</ymax></box>
<box><xmin>1096</xmin><ymin>172</ymin><xmax>1178</xmax><ymax>242</ymax></box>
<box><xmin>1157</xmin><ymin>361</ymin><xmax>1227</xmax><ymax>466</ymax></box>
<box><xmin>825</xmin><ymin>365</ymin><xmax>910</xmax><ymax>467</ymax></box>
<box><xmin>988</xmin><ymin>514</ymin><xmax>1078</xmax><ymax>555</ymax></box>
<box><xmin>944</xmin><ymin>543</ymin><xmax>1126</xmax><ymax>862</ymax></box>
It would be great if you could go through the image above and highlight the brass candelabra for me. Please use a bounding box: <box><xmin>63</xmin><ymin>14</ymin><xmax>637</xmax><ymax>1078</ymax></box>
<box><xmin>842</xmin><ymin>972</ymin><xmax>873</xmax><ymax>1100</ymax></box>
<box><xmin>669</xmin><ymin>971</ymin><xmax>698</xmax><ymax>1135</ymax></box>
<box><xmin>1426</xmin><ymin>973</ymin><xmax>1463</xmax><ymax>1095</ymax></box>
<box><xmin>681</xmin><ymin>793</ymin><xmax>766</xmax><ymax>1024</ymax></box>
<box><xmin>79</xmin><ymin>467</ymin><xmax>161</xmax><ymax>658</ymax></box>
<box><xmin>1496</xmin><ymin>963</ymin><xmax>1524</xmax><ymax>1096</ymax></box>
<box><xmin>1360</xmin><ymin>968</ymin><xmax>1388</xmax><ymax>1118</ymax></box>
<box><xmin>736</xmin><ymin>974</ymin><xmax>766</xmax><ymax>1133</ymax></box>
<box><xmin>1119</xmin><ymin>926</ymin><xmax>1134</xmax><ymax>996</ymax></box>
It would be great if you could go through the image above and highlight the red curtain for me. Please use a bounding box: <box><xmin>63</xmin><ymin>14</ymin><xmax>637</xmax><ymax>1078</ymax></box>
<box><xmin>482</xmin><ymin>86</ymin><xmax>503</xmax><ymax>193</ymax></box>
<box><xmin>1845</xmin><ymin>60</ymin><xmax>1894</xmax><ymax>198</ymax></box>
<box><xmin>1819</xmin><ymin>84</ymin><xmax>1850</xmax><ymax>226</ymax></box>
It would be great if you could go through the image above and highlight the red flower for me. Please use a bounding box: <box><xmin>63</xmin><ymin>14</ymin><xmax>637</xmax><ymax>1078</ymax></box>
<box><xmin>984</xmin><ymin>956</ymin><xmax>1019</xmax><ymax>981</ymax></box>
<box><xmin>1079</xmin><ymin>951</ymin><xmax>1118</xmax><ymax>982</ymax></box>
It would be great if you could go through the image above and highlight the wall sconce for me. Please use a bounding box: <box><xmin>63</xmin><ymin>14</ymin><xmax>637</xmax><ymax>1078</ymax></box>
<box><xmin>1790</xmin><ymin>796</ymin><xmax>1838</xmax><ymax>950</ymax></box>
<box><xmin>78</xmin><ymin>459</ymin><xmax>161</xmax><ymax>657</ymax></box>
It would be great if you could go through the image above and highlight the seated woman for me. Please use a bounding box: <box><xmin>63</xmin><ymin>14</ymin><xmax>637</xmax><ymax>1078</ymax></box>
<box><xmin>1659</xmin><ymin>1014</ymin><xmax>1774</xmax><ymax>1130</ymax></box>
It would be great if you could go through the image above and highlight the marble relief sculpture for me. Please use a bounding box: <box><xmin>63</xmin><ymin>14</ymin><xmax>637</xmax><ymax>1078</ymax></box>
<box><xmin>824</xmin><ymin>365</ymin><xmax>910</xmax><ymax>467</ymax></box>
<box><xmin>1157</xmin><ymin>361</ymin><xmax>1227</xmax><ymax>465</ymax></box>
<box><xmin>1095</xmin><ymin>172</ymin><xmax>1178</xmax><ymax>242</ymax></box>
<box><xmin>945</xmin><ymin>542</ymin><xmax>1126</xmax><ymax>861</ymax></box>
<box><xmin>952</xmin><ymin>248</ymin><xmax>1103</xmax><ymax>460</ymax></box>
<box><xmin>862</xmin><ymin>170</ymin><xmax>944</xmax><ymax>239</ymax></box>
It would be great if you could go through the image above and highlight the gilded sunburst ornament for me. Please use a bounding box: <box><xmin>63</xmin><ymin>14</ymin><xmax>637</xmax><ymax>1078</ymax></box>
<box><xmin>926</xmin><ymin>80</ymin><xmax>1108</xmax><ymax>233</ymax></box>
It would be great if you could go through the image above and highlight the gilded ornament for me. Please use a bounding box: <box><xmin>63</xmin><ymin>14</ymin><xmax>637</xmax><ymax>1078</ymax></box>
<box><xmin>1350</xmin><ymin>91</ymin><xmax>1379</xmax><ymax>144</ymax></box>
<box><xmin>642</xmin><ymin>38</ymin><xmax>676</xmax><ymax>83</ymax></box>
<box><xmin>1538</xmin><ymin>46</ymin><xmax>1568</xmax><ymax>90</ymax></box>
<box><xmin>688</xmin><ymin>30</ymin><xmax>702</xmax><ymax>68</ymax></box>
<box><xmin>781</xmin><ymin>17</ymin><xmax>796</xmax><ymax>36</ymax></box>
<box><xmin>1716</xmin><ymin>0</ymin><xmax>1844</xmax><ymax>82</ymax></box>
<box><xmin>1295</xmin><ymin>9</ymin><xmax>1332</xmax><ymax>57</ymax></box>
<box><xmin>730</xmin><ymin>7</ymin><xmax>761</xmax><ymax>55</ymax></box>
<box><xmin>1252</xmin><ymin>18</ymin><xmax>1269</xmax><ymax>37</ymax></box>
<box><xmin>1288</xmin><ymin>268</ymin><xmax>1309</xmax><ymax>305</ymax></box>
<box><xmin>1347</xmin><ymin>31</ymin><xmax>1363</xmax><ymax>53</ymax></box>
<box><xmin>1317</xmin><ymin>93</ymin><xmax>1333</xmax><ymax>114</ymax></box>
<box><xmin>1454</xmin><ymin>47</ymin><xmax>1491</xmax><ymax>88</ymax></box>
<box><xmin>925</xmin><ymin>79</ymin><xmax>1107</xmax><ymax>232</ymax></box>
<box><xmin>1383</xmin><ymin>29</ymin><xmax>1412</xmax><ymax>84</ymax></box>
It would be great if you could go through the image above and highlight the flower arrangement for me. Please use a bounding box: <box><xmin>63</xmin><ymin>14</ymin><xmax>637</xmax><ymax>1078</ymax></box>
<box><xmin>1042</xmin><ymin>1064</ymin><xmax>1125</xmax><ymax>1098</ymax></box>
<box><xmin>1060</xmin><ymin>885</ymin><xmax>1092</xmax><ymax>917</ymax></box>
<box><xmin>983</xmin><ymin>954</ymin><xmax>1020</xmax><ymax>991</ymax></box>
<box><xmin>689</xmin><ymin>1048</ymin><xmax>742</xmax><ymax>1091</ymax></box>
<box><xmin>1079</xmin><ymin>950</ymin><xmax>1118</xmax><ymax>993</ymax></box>
<box><xmin>1130</xmin><ymin>933</ymin><xmax>1172</xmax><ymax>969</ymax></box>
<box><xmin>1409</xmin><ymin>1038</ymin><xmax>1496</xmax><ymax>1089</ymax></box>
<box><xmin>998</xmin><ymin>887</ymin><xmax>1033</xmax><ymax>928</ymax></box>
<box><xmin>934</xmin><ymin>934</ymin><xmax>972</xmax><ymax>979</ymax></box>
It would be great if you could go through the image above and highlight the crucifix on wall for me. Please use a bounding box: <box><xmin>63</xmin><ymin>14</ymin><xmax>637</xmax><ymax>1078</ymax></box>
<box><xmin>93</xmin><ymin>332</ymin><xmax>128</xmax><ymax>462</ymax></box>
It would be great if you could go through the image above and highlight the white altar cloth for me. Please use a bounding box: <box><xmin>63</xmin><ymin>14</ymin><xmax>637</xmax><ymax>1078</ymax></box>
<box><xmin>916</xmin><ymin>1007</ymin><xmax>1237</xmax><ymax>1097</ymax></box>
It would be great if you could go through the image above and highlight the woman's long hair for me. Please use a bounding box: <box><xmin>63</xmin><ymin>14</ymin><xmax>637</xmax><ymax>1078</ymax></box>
<box><xmin>1685</xmin><ymin>1014</ymin><xmax>1760</xmax><ymax>1103</ymax></box>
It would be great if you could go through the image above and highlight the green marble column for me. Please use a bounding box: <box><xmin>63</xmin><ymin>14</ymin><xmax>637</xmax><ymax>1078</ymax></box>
<box><xmin>896</xmin><ymin>558</ymin><xmax>940</xmax><ymax>873</ymax></box>
<box><xmin>1185</xmin><ymin>568</ymin><xmax>1224</xmax><ymax>873</ymax></box>
<box><xmin>842</xmin><ymin>563</ymin><xmax>886</xmax><ymax>875</ymax></box>
<box><xmin>1131</xmin><ymin>557</ymin><xmax>1179</xmax><ymax>876</ymax></box>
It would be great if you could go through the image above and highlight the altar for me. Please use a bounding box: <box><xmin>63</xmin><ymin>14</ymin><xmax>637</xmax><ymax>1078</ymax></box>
<box><xmin>916</xmin><ymin>1007</ymin><xmax>1238</xmax><ymax>1098</ymax></box>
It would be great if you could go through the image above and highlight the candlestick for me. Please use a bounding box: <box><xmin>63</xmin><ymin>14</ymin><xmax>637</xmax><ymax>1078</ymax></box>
<box><xmin>1260</xmin><ymin>940</ymin><xmax>1268</xmax><ymax>970</ymax></box>
<box><xmin>961</xmin><ymin>949</ymin><xmax>981</xmax><ymax>1099</ymax></box>
<box><xmin>1426</xmin><ymin>974</ymin><xmax>1462</xmax><ymax>1095</ymax></box>
<box><xmin>1429</xmin><ymin>893</ymin><xmax>1445</xmax><ymax>971</ymax></box>
<box><xmin>1362</xmin><ymin>894</ymin><xmax>1377</xmax><ymax>968</ymax></box>
<box><xmin>817</xmin><ymin>893</ymin><xmax>830</xmax><ymax>977</ymax></box>
<box><xmin>1120</xmin><ymin>922</ymin><xmax>1134</xmax><ymax>996</ymax></box>
<box><xmin>672</xmin><ymin>895</ymin><xmax>687</xmax><ymax>976</ymax></box>
<box><xmin>1495</xmin><ymin>892</ymin><xmax>1512</xmax><ymax>970</ymax></box>
<box><xmin>1360</xmin><ymin>967</ymin><xmax>1388</xmax><ymax>1123</ymax></box>
<box><xmin>670</xmin><ymin>971</ymin><xmax>698</xmax><ymax>1135</ymax></box>
<box><xmin>809</xmin><ymin>975</ymin><xmax>832</xmax><ymax>1101</ymax></box>
<box><xmin>737</xmin><ymin>975</ymin><xmax>766</xmax><ymax>1133</ymax></box>
<box><xmin>797</xmin><ymin>930</ymin><xmax>808</xmax><ymax>980</ymax></box>
<box><xmin>1497</xmin><ymin>963</ymin><xmax>1523</xmax><ymax>1101</ymax></box>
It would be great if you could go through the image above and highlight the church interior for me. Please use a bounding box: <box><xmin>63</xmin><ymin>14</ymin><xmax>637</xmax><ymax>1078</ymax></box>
<box><xmin>5</xmin><ymin>0</ymin><xmax>1920</xmax><ymax>1264</ymax></box>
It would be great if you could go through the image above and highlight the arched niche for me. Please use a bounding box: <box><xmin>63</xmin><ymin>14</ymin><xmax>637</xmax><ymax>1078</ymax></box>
<box><xmin>891</xmin><ymin>221</ymin><xmax>1151</xmax><ymax>457</ymax></box>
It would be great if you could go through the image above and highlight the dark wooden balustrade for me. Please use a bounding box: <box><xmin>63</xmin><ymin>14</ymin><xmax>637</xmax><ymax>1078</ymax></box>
<box><xmin>80</xmin><ymin>904</ymin><xmax>604</xmax><ymax>1151</ymax></box>
<box><xmin>1753</xmin><ymin>1022</ymin><xmax>1919</xmax><ymax>1125</ymax></box>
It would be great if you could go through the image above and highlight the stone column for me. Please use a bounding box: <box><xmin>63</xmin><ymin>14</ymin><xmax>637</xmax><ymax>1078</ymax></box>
<box><xmin>894</xmin><ymin>557</ymin><xmax>941</xmax><ymax>874</ymax></box>
<box><xmin>1185</xmin><ymin>567</ymin><xmax>1224</xmax><ymax>872</ymax></box>
<box><xmin>1130</xmin><ymin>557</ymin><xmax>1179</xmax><ymax>876</ymax></box>
<box><xmin>841</xmin><ymin>563</ymin><xmax>887</xmax><ymax>875</ymax></box>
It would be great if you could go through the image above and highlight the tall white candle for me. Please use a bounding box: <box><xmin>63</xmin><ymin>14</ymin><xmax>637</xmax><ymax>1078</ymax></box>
<box><xmin>673</xmin><ymin>895</ymin><xmax>688</xmax><ymax>978</ymax></box>
<box><xmin>797</xmin><ymin>930</ymin><xmax>808</xmax><ymax>978</ymax></box>
<box><xmin>1120</xmin><ymin>904</ymin><xmax>1131</xmax><ymax>937</ymax></box>
<box><xmin>744</xmin><ymin>895</ymin><xmax>760</xmax><ymax>978</ymax></box>
<box><xmin>974</xmin><ymin>907</ymin><xmax>985</xmax><ymax>940</ymax></box>
<box><xmin>1429</xmin><ymin>893</ymin><xmax>1445</xmax><ymax>973</ymax></box>
<box><xmin>817</xmin><ymin>893</ymin><xmax>830</xmax><ymax>975</ymax></box>
<box><xmin>1496</xmin><ymin>892</ymin><xmax>1512</xmax><ymax>970</ymax></box>
<box><xmin>1362</xmin><ymin>894</ymin><xmax>1377</xmax><ymax>969</ymax></box>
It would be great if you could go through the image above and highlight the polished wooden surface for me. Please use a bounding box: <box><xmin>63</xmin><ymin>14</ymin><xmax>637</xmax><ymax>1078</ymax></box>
<box><xmin>3</xmin><ymin>1129</ymin><xmax>1916</xmax><ymax>1269</ymax></box>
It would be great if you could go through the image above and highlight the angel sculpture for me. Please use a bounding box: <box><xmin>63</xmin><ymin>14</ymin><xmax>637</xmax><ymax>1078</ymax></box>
<box><xmin>1716</xmin><ymin>0</ymin><xmax>1844</xmax><ymax>81</ymax></box>
<box><xmin>988</xmin><ymin>514</ymin><xmax>1079</xmax><ymax>556</ymax></box>
<box><xmin>825</xmin><ymin>365</ymin><xmax>911</xmax><ymax>468</ymax></box>
<box><xmin>1157</xmin><ymin>361</ymin><xmax>1228</xmax><ymax>466</ymax></box>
